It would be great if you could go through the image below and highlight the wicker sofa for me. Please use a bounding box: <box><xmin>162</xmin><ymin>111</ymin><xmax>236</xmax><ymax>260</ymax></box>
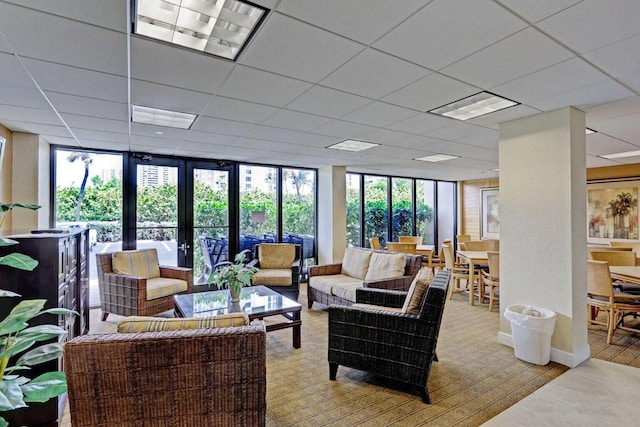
<box><xmin>308</xmin><ymin>247</ymin><xmax>422</xmax><ymax>309</ymax></box>
<box><xmin>64</xmin><ymin>319</ymin><xmax>266</xmax><ymax>426</ymax></box>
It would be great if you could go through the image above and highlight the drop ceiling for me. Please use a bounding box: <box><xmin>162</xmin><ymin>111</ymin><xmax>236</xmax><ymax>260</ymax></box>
<box><xmin>1</xmin><ymin>0</ymin><xmax>640</xmax><ymax>181</ymax></box>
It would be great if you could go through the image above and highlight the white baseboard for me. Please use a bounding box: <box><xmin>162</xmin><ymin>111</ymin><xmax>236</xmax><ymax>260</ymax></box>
<box><xmin>496</xmin><ymin>332</ymin><xmax>591</xmax><ymax>368</ymax></box>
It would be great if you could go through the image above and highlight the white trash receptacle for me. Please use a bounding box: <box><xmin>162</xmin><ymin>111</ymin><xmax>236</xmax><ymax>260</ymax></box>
<box><xmin>504</xmin><ymin>305</ymin><xmax>556</xmax><ymax>365</ymax></box>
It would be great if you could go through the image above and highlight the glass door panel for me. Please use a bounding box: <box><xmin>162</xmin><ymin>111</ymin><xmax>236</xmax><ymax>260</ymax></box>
<box><xmin>239</xmin><ymin>165</ymin><xmax>277</xmax><ymax>260</ymax></box>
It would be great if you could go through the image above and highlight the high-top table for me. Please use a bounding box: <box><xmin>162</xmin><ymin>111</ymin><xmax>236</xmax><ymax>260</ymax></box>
<box><xmin>456</xmin><ymin>250</ymin><xmax>489</xmax><ymax>305</ymax></box>
<box><xmin>174</xmin><ymin>285</ymin><xmax>302</xmax><ymax>348</ymax></box>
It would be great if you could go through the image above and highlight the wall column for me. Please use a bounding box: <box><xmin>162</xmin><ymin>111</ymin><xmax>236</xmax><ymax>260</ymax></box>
<box><xmin>317</xmin><ymin>166</ymin><xmax>346</xmax><ymax>265</ymax></box>
<box><xmin>497</xmin><ymin>107</ymin><xmax>589</xmax><ymax>368</ymax></box>
<box><xmin>11</xmin><ymin>132</ymin><xmax>50</xmax><ymax>230</ymax></box>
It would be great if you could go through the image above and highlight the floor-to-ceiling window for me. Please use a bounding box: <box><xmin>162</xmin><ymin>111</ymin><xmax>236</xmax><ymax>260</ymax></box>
<box><xmin>346</xmin><ymin>173</ymin><xmax>361</xmax><ymax>247</ymax></box>
<box><xmin>417</xmin><ymin>179</ymin><xmax>436</xmax><ymax>245</ymax></box>
<box><xmin>364</xmin><ymin>175</ymin><xmax>389</xmax><ymax>247</ymax></box>
<box><xmin>238</xmin><ymin>164</ymin><xmax>277</xmax><ymax>259</ymax></box>
<box><xmin>391</xmin><ymin>177</ymin><xmax>413</xmax><ymax>242</ymax></box>
<box><xmin>282</xmin><ymin>168</ymin><xmax>316</xmax><ymax>272</ymax></box>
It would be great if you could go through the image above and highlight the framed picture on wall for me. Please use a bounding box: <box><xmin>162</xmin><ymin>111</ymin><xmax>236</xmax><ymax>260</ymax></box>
<box><xmin>481</xmin><ymin>187</ymin><xmax>499</xmax><ymax>240</ymax></box>
<box><xmin>587</xmin><ymin>180</ymin><xmax>639</xmax><ymax>243</ymax></box>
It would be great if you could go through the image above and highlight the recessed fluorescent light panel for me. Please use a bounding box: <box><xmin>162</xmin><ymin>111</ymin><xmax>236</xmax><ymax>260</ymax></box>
<box><xmin>600</xmin><ymin>150</ymin><xmax>640</xmax><ymax>159</ymax></box>
<box><xmin>327</xmin><ymin>140</ymin><xmax>380</xmax><ymax>152</ymax></box>
<box><xmin>429</xmin><ymin>91</ymin><xmax>519</xmax><ymax>120</ymax></box>
<box><xmin>133</xmin><ymin>0</ymin><xmax>268</xmax><ymax>61</ymax></box>
<box><xmin>132</xmin><ymin>105</ymin><xmax>197</xmax><ymax>129</ymax></box>
<box><xmin>415</xmin><ymin>154</ymin><xmax>459</xmax><ymax>163</ymax></box>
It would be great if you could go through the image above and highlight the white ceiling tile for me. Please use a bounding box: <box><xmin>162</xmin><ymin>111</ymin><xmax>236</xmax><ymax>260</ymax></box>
<box><xmin>240</xmin><ymin>13</ymin><xmax>363</xmax><ymax>82</ymax></box>
<box><xmin>131</xmin><ymin>37</ymin><xmax>234</xmax><ymax>94</ymax></box>
<box><xmin>130</xmin><ymin>123</ymin><xmax>190</xmax><ymax>140</ymax></box>
<box><xmin>586</xmin><ymin>154</ymin><xmax>619</xmax><ymax>168</ymax></box>
<box><xmin>531</xmin><ymin>80</ymin><xmax>634</xmax><ymax>111</ymax></box>
<box><xmin>498</xmin><ymin>0</ymin><xmax>583</xmax><ymax>23</ymax></box>
<box><xmin>218</xmin><ymin>66</ymin><xmax>313</xmax><ymax>107</ymax></box>
<box><xmin>262</xmin><ymin>109</ymin><xmax>332</xmax><ymax>131</ymax></box>
<box><xmin>341</xmin><ymin>102</ymin><xmax>419</xmax><ymax>127</ymax></box>
<box><xmin>0</xmin><ymin>83</ymin><xmax>50</xmax><ymax>110</ymax></box>
<box><xmin>0</xmin><ymin>104</ymin><xmax>60</xmax><ymax>125</ymax></box>
<box><xmin>276</xmin><ymin>0</ymin><xmax>430</xmax><ymax>44</ymax></box>
<box><xmin>0</xmin><ymin>2</ymin><xmax>127</xmax><ymax>75</ymax></box>
<box><xmin>585</xmin><ymin>97</ymin><xmax>640</xmax><ymax>123</ymax></box>
<box><xmin>426</xmin><ymin>122</ymin><xmax>494</xmax><ymax>142</ymax></box>
<box><xmin>285</xmin><ymin>86</ymin><xmax>371</xmax><ymax>118</ymax></box>
<box><xmin>46</xmin><ymin>93</ymin><xmax>128</xmax><ymax>121</ymax></box>
<box><xmin>1</xmin><ymin>121</ymin><xmax>71</xmax><ymax>137</ymax></box>
<box><xmin>311</xmin><ymin>120</ymin><xmax>376</xmax><ymax>138</ymax></box>
<box><xmin>22</xmin><ymin>59</ymin><xmax>128</xmax><ymax>103</ymax></box>
<box><xmin>589</xmin><ymin>112</ymin><xmax>640</xmax><ymax>145</ymax></box>
<box><xmin>184</xmin><ymin>130</ymin><xmax>239</xmax><ymax>145</ymax></box>
<box><xmin>0</xmin><ymin>52</ymin><xmax>39</xmax><ymax>87</ymax></box>
<box><xmin>386</xmin><ymin>113</ymin><xmax>454</xmax><ymax>134</ymax></box>
<box><xmin>201</xmin><ymin>97</ymin><xmax>279</xmax><ymax>123</ymax></box>
<box><xmin>585</xmin><ymin>34</ymin><xmax>640</xmax><ymax>85</ymax></box>
<box><xmin>441</xmin><ymin>28</ymin><xmax>574</xmax><ymax>89</ymax></box>
<box><xmin>244</xmin><ymin>125</ymin><xmax>337</xmax><ymax>146</ymax></box>
<box><xmin>586</xmin><ymin>133</ymin><xmax>640</xmax><ymax>156</ymax></box>
<box><xmin>538</xmin><ymin>0</ymin><xmax>640</xmax><ymax>54</ymax></box>
<box><xmin>356</xmin><ymin>128</ymin><xmax>415</xmax><ymax>145</ymax></box>
<box><xmin>383</xmin><ymin>73</ymin><xmax>479</xmax><ymax>112</ymax></box>
<box><xmin>492</xmin><ymin>58</ymin><xmax>610</xmax><ymax>106</ymax></box>
<box><xmin>74</xmin><ymin>129</ymin><xmax>129</xmax><ymax>144</ymax></box>
<box><xmin>60</xmin><ymin>114</ymin><xmax>128</xmax><ymax>134</ymax></box>
<box><xmin>466</xmin><ymin>104</ymin><xmax>541</xmax><ymax>129</ymax></box>
<box><xmin>373</xmin><ymin>0</ymin><xmax>527</xmax><ymax>70</ymax></box>
<box><xmin>131</xmin><ymin>80</ymin><xmax>212</xmax><ymax>114</ymax></box>
<box><xmin>320</xmin><ymin>48</ymin><xmax>431</xmax><ymax>99</ymax></box>
<box><xmin>190</xmin><ymin>117</ymin><xmax>256</xmax><ymax>136</ymax></box>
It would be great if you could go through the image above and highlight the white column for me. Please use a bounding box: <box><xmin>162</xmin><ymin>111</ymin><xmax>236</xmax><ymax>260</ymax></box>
<box><xmin>317</xmin><ymin>166</ymin><xmax>346</xmax><ymax>265</ymax></box>
<box><xmin>497</xmin><ymin>107</ymin><xmax>589</xmax><ymax>368</ymax></box>
<box><xmin>11</xmin><ymin>132</ymin><xmax>50</xmax><ymax>230</ymax></box>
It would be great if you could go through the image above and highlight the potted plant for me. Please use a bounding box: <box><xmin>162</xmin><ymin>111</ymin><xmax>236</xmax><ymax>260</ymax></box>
<box><xmin>0</xmin><ymin>203</ymin><xmax>76</xmax><ymax>427</ymax></box>
<box><xmin>212</xmin><ymin>251</ymin><xmax>258</xmax><ymax>302</ymax></box>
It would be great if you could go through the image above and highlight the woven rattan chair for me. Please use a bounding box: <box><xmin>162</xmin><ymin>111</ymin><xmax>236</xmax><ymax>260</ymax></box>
<box><xmin>64</xmin><ymin>322</ymin><xmax>267</xmax><ymax>426</ymax></box>
<box><xmin>328</xmin><ymin>269</ymin><xmax>450</xmax><ymax>403</ymax></box>
<box><xmin>587</xmin><ymin>260</ymin><xmax>640</xmax><ymax>344</ymax></box>
<box><xmin>248</xmin><ymin>243</ymin><xmax>301</xmax><ymax>301</ymax></box>
<box><xmin>96</xmin><ymin>250</ymin><xmax>193</xmax><ymax>320</ymax></box>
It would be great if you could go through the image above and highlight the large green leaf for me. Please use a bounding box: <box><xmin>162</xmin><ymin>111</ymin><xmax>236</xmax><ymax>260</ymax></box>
<box><xmin>0</xmin><ymin>237</ymin><xmax>18</xmax><ymax>247</ymax></box>
<box><xmin>16</xmin><ymin>343</ymin><xmax>63</xmax><ymax>367</ymax></box>
<box><xmin>0</xmin><ymin>203</ymin><xmax>40</xmax><ymax>213</ymax></box>
<box><xmin>0</xmin><ymin>416</ymin><xmax>9</xmax><ymax>427</ymax></box>
<box><xmin>0</xmin><ymin>300</ymin><xmax>46</xmax><ymax>335</ymax></box>
<box><xmin>0</xmin><ymin>338</ymin><xmax>36</xmax><ymax>360</ymax></box>
<box><xmin>0</xmin><ymin>379</ymin><xmax>27</xmax><ymax>411</ymax></box>
<box><xmin>0</xmin><ymin>253</ymin><xmax>38</xmax><ymax>271</ymax></box>
<box><xmin>40</xmin><ymin>307</ymin><xmax>78</xmax><ymax>316</ymax></box>
<box><xmin>21</xmin><ymin>372</ymin><xmax>67</xmax><ymax>403</ymax></box>
<box><xmin>17</xmin><ymin>325</ymin><xmax>68</xmax><ymax>338</ymax></box>
<box><xmin>0</xmin><ymin>290</ymin><xmax>20</xmax><ymax>298</ymax></box>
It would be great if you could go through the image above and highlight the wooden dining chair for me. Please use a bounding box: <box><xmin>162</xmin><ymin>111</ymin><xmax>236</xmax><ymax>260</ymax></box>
<box><xmin>399</xmin><ymin>236</ymin><xmax>423</xmax><ymax>244</ymax></box>
<box><xmin>481</xmin><ymin>251</ymin><xmax>500</xmax><ymax>311</ymax></box>
<box><xmin>456</xmin><ymin>234</ymin><xmax>471</xmax><ymax>250</ymax></box>
<box><xmin>369</xmin><ymin>237</ymin><xmax>381</xmax><ymax>250</ymax></box>
<box><xmin>385</xmin><ymin>242</ymin><xmax>417</xmax><ymax>254</ymax></box>
<box><xmin>587</xmin><ymin>260</ymin><xmax>640</xmax><ymax>344</ymax></box>
<box><xmin>442</xmin><ymin>242</ymin><xmax>472</xmax><ymax>299</ymax></box>
<box><xmin>459</xmin><ymin>240</ymin><xmax>495</xmax><ymax>251</ymax></box>
<box><xmin>589</xmin><ymin>250</ymin><xmax>637</xmax><ymax>266</ymax></box>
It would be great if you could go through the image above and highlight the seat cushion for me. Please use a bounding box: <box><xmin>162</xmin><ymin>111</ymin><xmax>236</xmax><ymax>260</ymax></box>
<box><xmin>402</xmin><ymin>267</ymin><xmax>434</xmax><ymax>314</ymax></box>
<box><xmin>254</xmin><ymin>268</ymin><xmax>292</xmax><ymax>286</ymax></box>
<box><xmin>352</xmin><ymin>303</ymin><xmax>403</xmax><ymax>313</ymax></box>
<box><xmin>146</xmin><ymin>277</ymin><xmax>189</xmax><ymax>300</ymax></box>
<box><xmin>112</xmin><ymin>248</ymin><xmax>161</xmax><ymax>279</ymax></box>
<box><xmin>117</xmin><ymin>312</ymin><xmax>249</xmax><ymax>333</ymax></box>
<box><xmin>364</xmin><ymin>252</ymin><xmax>406</xmax><ymax>281</ymax></box>
<box><xmin>309</xmin><ymin>274</ymin><xmax>362</xmax><ymax>295</ymax></box>
<box><xmin>332</xmin><ymin>282</ymin><xmax>363</xmax><ymax>302</ymax></box>
<box><xmin>258</xmin><ymin>244</ymin><xmax>296</xmax><ymax>269</ymax></box>
<box><xmin>341</xmin><ymin>247</ymin><xmax>372</xmax><ymax>280</ymax></box>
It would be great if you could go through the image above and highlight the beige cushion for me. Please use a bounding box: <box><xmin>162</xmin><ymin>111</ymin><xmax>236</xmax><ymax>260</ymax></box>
<box><xmin>254</xmin><ymin>269</ymin><xmax>292</xmax><ymax>286</ymax></box>
<box><xmin>352</xmin><ymin>303</ymin><xmax>403</xmax><ymax>313</ymax></box>
<box><xmin>341</xmin><ymin>247</ymin><xmax>372</xmax><ymax>280</ymax></box>
<box><xmin>309</xmin><ymin>274</ymin><xmax>362</xmax><ymax>295</ymax></box>
<box><xmin>401</xmin><ymin>267</ymin><xmax>434</xmax><ymax>314</ymax></box>
<box><xmin>332</xmin><ymin>282</ymin><xmax>362</xmax><ymax>302</ymax></box>
<box><xmin>258</xmin><ymin>244</ymin><xmax>296</xmax><ymax>269</ymax></box>
<box><xmin>117</xmin><ymin>312</ymin><xmax>249</xmax><ymax>333</ymax></box>
<box><xmin>112</xmin><ymin>249</ymin><xmax>160</xmax><ymax>279</ymax></box>
<box><xmin>364</xmin><ymin>252</ymin><xmax>406</xmax><ymax>281</ymax></box>
<box><xmin>146</xmin><ymin>277</ymin><xmax>188</xmax><ymax>300</ymax></box>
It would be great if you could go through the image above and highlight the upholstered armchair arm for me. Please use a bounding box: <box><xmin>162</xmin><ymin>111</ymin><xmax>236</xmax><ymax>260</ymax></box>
<box><xmin>364</xmin><ymin>275</ymin><xmax>413</xmax><ymax>291</ymax></box>
<box><xmin>64</xmin><ymin>323</ymin><xmax>267</xmax><ymax>426</ymax></box>
<box><xmin>309</xmin><ymin>263</ymin><xmax>342</xmax><ymax>277</ymax></box>
<box><xmin>159</xmin><ymin>265</ymin><xmax>194</xmax><ymax>292</ymax></box>
<box><xmin>101</xmin><ymin>272</ymin><xmax>149</xmax><ymax>296</ymax></box>
<box><xmin>247</xmin><ymin>259</ymin><xmax>260</xmax><ymax>269</ymax></box>
<box><xmin>355</xmin><ymin>287</ymin><xmax>407</xmax><ymax>308</ymax></box>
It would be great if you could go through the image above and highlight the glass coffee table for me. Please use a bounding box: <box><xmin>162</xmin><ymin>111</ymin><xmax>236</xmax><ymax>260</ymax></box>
<box><xmin>174</xmin><ymin>286</ymin><xmax>302</xmax><ymax>348</ymax></box>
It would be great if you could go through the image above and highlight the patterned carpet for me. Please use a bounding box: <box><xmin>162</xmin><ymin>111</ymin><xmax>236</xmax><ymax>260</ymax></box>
<box><xmin>61</xmin><ymin>284</ymin><xmax>640</xmax><ymax>426</ymax></box>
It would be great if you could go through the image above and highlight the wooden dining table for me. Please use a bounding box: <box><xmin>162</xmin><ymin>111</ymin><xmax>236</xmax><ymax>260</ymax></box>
<box><xmin>456</xmin><ymin>250</ymin><xmax>489</xmax><ymax>305</ymax></box>
<box><xmin>609</xmin><ymin>266</ymin><xmax>640</xmax><ymax>284</ymax></box>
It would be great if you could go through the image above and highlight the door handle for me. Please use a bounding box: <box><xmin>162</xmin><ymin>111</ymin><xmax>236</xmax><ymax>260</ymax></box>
<box><xmin>178</xmin><ymin>242</ymin><xmax>190</xmax><ymax>255</ymax></box>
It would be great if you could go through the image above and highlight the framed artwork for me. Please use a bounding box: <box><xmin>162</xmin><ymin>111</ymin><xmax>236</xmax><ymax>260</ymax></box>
<box><xmin>481</xmin><ymin>188</ymin><xmax>499</xmax><ymax>240</ymax></box>
<box><xmin>0</xmin><ymin>136</ymin><xmax>5</xmax><ymax>171</ymax></box>
<box><xmin>588</xmin><ymin>180</ymin><xmax>639</xmax><ymax>243</ymax></box>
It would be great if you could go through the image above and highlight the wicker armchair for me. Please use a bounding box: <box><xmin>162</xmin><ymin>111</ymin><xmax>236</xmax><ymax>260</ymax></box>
<box><xmin>328</xmin><ymin>269</ymin><xmax>451</xmax><ymax>403</ymax></box>
<box><xmin>96</xmin><ymin>250</ymin><xmax>193</xmax><ymax>320</ymax></box>
<box><xmin>64</xmin><ymin>322</ymin><xmax>267</xmax><ymax>426</ymax></box>
<box><xmin>248</xmin><ymin>243</ymin><xmax>301</xmax><ymax>301</ymax></box>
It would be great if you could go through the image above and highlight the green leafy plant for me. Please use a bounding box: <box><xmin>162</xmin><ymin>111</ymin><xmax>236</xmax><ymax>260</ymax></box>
<box><xmin>0</xmin><ymin>203</ymin><xmax>76</xmax><ymax>427</ymax></box>
<box><xmin>212</xmin><ymin>251</ymin><xmax>258</xmax><ymax>293</ymax></box>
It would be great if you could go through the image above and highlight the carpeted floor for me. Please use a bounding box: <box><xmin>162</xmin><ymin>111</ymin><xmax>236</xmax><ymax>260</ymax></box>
<box><xmin>61</xmin><ymin>284</ymin><xmax>640</xmax><ymax>426</ymax></box>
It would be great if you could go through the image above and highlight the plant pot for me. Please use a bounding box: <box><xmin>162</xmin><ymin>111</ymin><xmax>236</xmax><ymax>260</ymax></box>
<box><xmin>229</xmin><ymin>287</ymin><xmax>241</xmax><ymax>302</ymax></box>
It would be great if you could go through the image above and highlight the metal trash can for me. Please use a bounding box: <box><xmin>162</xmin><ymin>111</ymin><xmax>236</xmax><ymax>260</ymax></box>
<box><xmin>504</xmin><ymin>305</ymin><xmax>557</xmax><ymax>365</ymax></box>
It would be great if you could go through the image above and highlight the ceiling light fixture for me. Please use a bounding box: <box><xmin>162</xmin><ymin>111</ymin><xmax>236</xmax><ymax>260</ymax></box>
<box><xmin>133</xmin><ymin>0</ymin><xmax>268</xmax><ymax>61</ymax></box>
<box><xmin>414</xmin><ymin>154</ymin><xmax>459</xmax><ymax>163</ymax></box>
<box><xmin>600</xmin><ymin>150</ymin><xmax>640</xmax><ymax>159</ymax></box>
<box><xmin>429</xmin><ymin>91</ymin><xmax>519</xmax><ymax>120</ymax></box>
<box><xmin>132</xmin><ymin>105</ymin><xmax>197</xmax><ymax>129</ymax></box>
<box><xmin>327</xmin><ymin>140</ymin><xmax>380</xmax><ymax>152</ymax></box>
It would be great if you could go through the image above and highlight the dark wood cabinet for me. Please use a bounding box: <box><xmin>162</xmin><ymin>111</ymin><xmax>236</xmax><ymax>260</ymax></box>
<box><xmin>0</xmin><ymin>228</ymin><xmax>90</xmax><ymax>426</ymax></box>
